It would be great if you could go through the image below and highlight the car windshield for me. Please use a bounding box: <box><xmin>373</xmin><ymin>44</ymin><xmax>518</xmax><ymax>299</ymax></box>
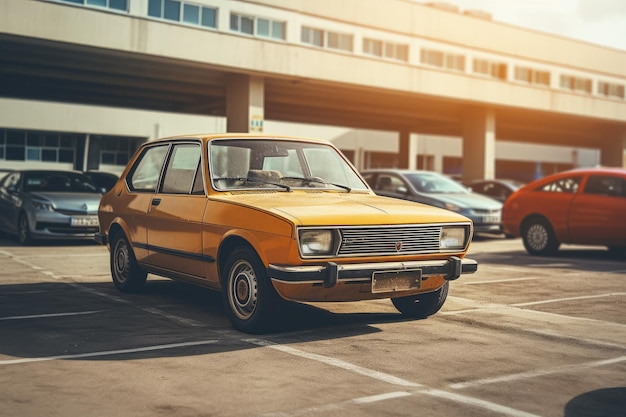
<box><xmin>210</xmin><ymin>139</ymin><xmax>368</xmax><ymax>191</ymax></box>
<box><xmin>23</xmin><ymin>172</ymin><xmax>99</xmax><ymax>193</ymax></box>
<box><xmin>405</xmin><ymin>172</ymin><xmax>469</xmax><ymax>194</ymax></box>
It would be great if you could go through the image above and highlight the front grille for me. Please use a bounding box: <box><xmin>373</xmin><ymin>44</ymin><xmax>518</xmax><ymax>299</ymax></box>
<box><xmin>338</xmin><ymin>225</ymin><xmax>445</xmax><ymax>256</ymax></box>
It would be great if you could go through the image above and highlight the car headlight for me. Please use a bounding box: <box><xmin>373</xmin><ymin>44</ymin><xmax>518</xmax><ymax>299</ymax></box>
<box><xmin>299</xmin><ymin>229</ymin><xmax>336</xmax><ymax>257</ymax></box>
<box><xmin>440</xmin><ymin>227</ymin><xmax>467</xmax><ymax>250</ymax></box>
<box><xmin>32</xmin><ymin>201</ymin><xmax>54</xmax><ymax>211</ymax></box>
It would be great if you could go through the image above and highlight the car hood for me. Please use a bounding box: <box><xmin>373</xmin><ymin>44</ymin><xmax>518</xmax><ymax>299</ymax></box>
<box><xmin>28</xmin><ymin>192</ymin><xmax>102</xmax><ymax>214</ymax></box>
<box><xmin>427</xmin><ymin>193</ymin><xmax>502</xmax><ymax>210</ymax></box>
<box><xmin>213</xmin><ymin>191</ymin><xmax>471</xmax><ymax>226</ymax></box>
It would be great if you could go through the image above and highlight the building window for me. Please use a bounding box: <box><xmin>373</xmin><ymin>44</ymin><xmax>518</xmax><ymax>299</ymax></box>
<box><xmin>327</xmin><ymin>31</ymin><xmax>353</xmax><ymax>52</ymax></box>
<box><xmin>363</xmin><ymin>38</ymin><xmax>409</xmax><ymax>62</ymax></box>
<box><xmin>301</xmin><ymin>26</ymin><xmax>324</xmax><ymax>47</ymax></box>
<box><xmin>98</xmin><ymin>136</ymin><xmax>143</xmax><ymax>166</ymax></box>
<box><xmin>230</xmin><ymin>13</ymin><xmax>286</xmax><ymax>40</ymax></box>
<box><xmin>148</xmin><ymin>0</ymin><xmax>217</xmax><ymax>29</ymax></box>
<box><xmin>560</xmin><ymin>75</ymin><xmax>592</xmax><ymax>94</ymax></box>
<box><xmin>473</xmin><ymin>59</ymin><xmax>507</xmax><ymax>80</ymax></box>
<box><xmin>420</xmin><ymin>49</ymin><xmax>465</xmax><ymax>72</ymax></box>
<box><xmin>514</xmin><ymin>66</ymin><xmax>550</xmax><ymax>87</ymax></box>
<box><xmin>598</xmin><ymin>81</ymin><xmax>625</xmax><ymax>99</ymax></box>
<box><xmin>0</xmin><ymin>130</ymin><xmax>76</xmax><ymax>163</ymax></box>
<box><xmin>301</xmin><ymin>27</ymin><xmax>352</xmax><ymax>52</ymax></box>
<box><xmin>55</xmin><ymin>0</ymin><xmax>128</xmax><ymax>12</ymax></box>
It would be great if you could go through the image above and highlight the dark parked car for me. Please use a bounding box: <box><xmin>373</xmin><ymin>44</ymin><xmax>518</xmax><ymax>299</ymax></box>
<box><xmin>362</xmin><ymin>169</ymin><xmax>503</xmax><ymax>234</ymax></box>
<box><xmin>467</xmin><ymin>179</ymin><xmax>524</xmax><ymax>203</ymax></box>
<box><xmin>83</xmin><ymin>171</ymin><xmax>119</xmax><ymax>192</ymax></box>
<box><xmin>502</xmin><ymin>167</ymin><xmax>626</xmax><ymax>256</ymax></box>
<box><xmin>0</xmin><ymin>170</ymin><xmax>102</xmax><ymax>244</ymax></box>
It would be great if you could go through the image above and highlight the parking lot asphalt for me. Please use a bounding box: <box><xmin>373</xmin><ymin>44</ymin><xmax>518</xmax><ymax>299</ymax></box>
<box><xmin>0</xmin><ymin>234</ymin><xmax>624</xmax><ymax>417</ymax></box>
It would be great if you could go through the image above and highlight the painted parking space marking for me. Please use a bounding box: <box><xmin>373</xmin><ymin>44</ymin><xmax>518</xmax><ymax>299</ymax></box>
<box><xmin>0</xmin><ymin>310</ymin><xmax>101</xmax><ymax>321</ymax></box>
<box><xmin>0</xmin><ymin>340</ymin><xmax>219</xmax><ymax>365</ymax></box>
<box><xmin>449</xmin><ymin>356</ymin><xmax>626</xmax><ymax>390</ymax></box>
<box><xmin>247</xmin><ymin>338</ymin><xmax>541</xmax><ymax>417</ymax></box>
<box><xmin>245</xmin><ymin>338</ymin><xmax>421</xmax><ymax>388</ymax></box>
<box><xmin>512</xmin><ymin>292</ymin><xmax>626</xmax><ymax>307</ymax></box>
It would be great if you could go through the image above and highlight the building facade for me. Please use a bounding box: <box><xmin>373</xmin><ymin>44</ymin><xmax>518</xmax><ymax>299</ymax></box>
<box><xmin>1</xmin><ymin>0</ymin><xmax>625</xmax><ymax>178</ymax></box>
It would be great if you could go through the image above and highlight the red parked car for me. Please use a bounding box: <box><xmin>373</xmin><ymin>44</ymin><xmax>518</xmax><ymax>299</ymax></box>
<box><xmin>502</xmin><ymin>167</ymin><xmax>626</xmax><ymax>256</ymax></box>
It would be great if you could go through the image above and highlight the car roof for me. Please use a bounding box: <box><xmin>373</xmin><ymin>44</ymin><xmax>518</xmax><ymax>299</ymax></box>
<box><xmin>149</xmin><ymin>133</ymin><xmax>331</xmax><ymax>146</ymax></box>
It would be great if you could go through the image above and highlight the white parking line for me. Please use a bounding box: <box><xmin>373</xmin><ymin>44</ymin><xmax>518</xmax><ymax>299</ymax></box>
<box><xmin>449</xmin><ymin>356</ymin><xmax>626</xmax><ymax>390</ymax></box>
<box><xmin>457</xmin><ymin>277</ymin><xmax>542</xmax><ymax>285</ymax></box>
<box><xmin>0</xmin><ymin>340</ymin><xmax>219</xmax><ymax>365</ymax></box>
<box><xmin>247</xmin><ymin>338</ymin><xmax>541</xmax><ymax>417</ymax></box>
<box><xmin>0</xmin><ymin>311</ymin><xmax>101</xmax><ymax>321</ymax></box>
<box><xmin>512</xmin><ymin>292</ymin><xmax>626</xmax><ymax>307</ymax></box>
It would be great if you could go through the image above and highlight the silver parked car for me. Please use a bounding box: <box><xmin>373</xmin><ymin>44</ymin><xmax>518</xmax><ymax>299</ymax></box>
<box><xmin>362</xmin><ymin>169</ymin><xmax>503</xmax><ymax>234</ymax></box>
<box><xmin>0</xmin><ymin>170</ymin><xmax>102</xmax><ymax>244</ymax></box>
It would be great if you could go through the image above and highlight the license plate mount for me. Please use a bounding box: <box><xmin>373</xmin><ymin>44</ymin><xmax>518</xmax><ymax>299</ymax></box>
<box><xmin>372</xmin><ymin>269</ymin><xmax>422</xmax><ymax>293</ymax></box>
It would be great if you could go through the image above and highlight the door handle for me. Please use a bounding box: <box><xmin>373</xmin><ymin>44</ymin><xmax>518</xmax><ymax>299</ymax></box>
<box><xmin>151</xmin><ymin>198</ymin><xmax>161</xmax><ymax>206</ymax></box>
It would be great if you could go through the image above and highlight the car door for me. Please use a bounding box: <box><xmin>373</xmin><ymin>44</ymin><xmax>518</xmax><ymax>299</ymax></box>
<box><xmin>124</xmin><ymin>144</ymin><xmax>170</xmax><ymax>263</ymax></box>
<box><xmin>568</xmin><ymin>174</ymin><xmax>626</xmax><ymax>245</ymax></box>
<box><xmin>146</xmin><ymin>142</ymin><xmax>207</xmax><ymax>279</ymax></box>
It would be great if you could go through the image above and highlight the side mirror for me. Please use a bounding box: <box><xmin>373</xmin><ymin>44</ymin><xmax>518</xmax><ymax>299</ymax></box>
<box><xmin>397</xmin><ymin>186</ymin><xmax>408</xmax><ymax>195</ymax></box>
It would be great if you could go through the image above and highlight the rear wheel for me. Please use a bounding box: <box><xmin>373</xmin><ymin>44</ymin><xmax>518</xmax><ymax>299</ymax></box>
<box><xmin>222</xmin><ymin>246</ymin><xmax>281</xmax><ymax>334</ymax></box>
<box><xmin>392</xmin><ymin>282</ymin><xmax>449</xmax><ymax>318</ymax></box>
<box><xmin>110</xmin><ymin>232</ymin><xmax>147</xmax><ymax>293</ymax></box>
<box><xmin>522</xmin><ymin>218</ymin><xmax>560</xmax><ymax>256</ymax></box>
<box><xmin>18</xmin><ymin>213</ymin><xmax>33</xmax><ymax>245</ymax></box>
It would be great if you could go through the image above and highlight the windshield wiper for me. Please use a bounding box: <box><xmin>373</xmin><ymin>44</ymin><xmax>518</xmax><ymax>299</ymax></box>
<box><xmin>214</xmin><ymin>177</ymin><xmax>291</xmax><ymax>191</ymax></box>
<box><xmin>281</xmin><ymin>176</ymin><xmax>351</xmax><ymax>192</ymax></box>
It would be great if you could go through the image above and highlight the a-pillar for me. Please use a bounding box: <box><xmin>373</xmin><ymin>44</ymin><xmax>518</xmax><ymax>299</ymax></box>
<box><xmin>226</xmin><ymin>74</ymin><xmax>264</xmax><ymax>133</ymax></box>
<box><xmin>462</xmin><ymin>107</ymin><xmax>496</xmax><ymax>183</ymax></box>
<box><xmin>599</xmin><ymin>130</ymin><xmax>626</xmax><ymax>168</ymax></box>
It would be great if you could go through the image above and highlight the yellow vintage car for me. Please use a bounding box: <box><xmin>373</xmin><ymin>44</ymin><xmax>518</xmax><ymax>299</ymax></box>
<box><xmin>96</xmin><ymin>134</ymin><xmax>477</xmax><ymax>333</ymax></box>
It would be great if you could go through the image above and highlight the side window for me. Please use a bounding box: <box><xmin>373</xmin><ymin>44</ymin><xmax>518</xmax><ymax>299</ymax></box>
<box><xmin>539</xmin><ymin>176</ymin><xmax>581</xmax><ymax>193</ymax></box>
<box><xmin>361</xmin><ymin>174</ymin><xmax>376</xmax><ymax>188</ymax></box>
<box><xmin>161</xmin><ymin>144</ymin><xmax>202</xmax><ymax>194</ymax></box>
<box><xmin>583</xmin><ymin>175</ymin><xmax>624</xmax><ymax>197</ymax></box>
<box><xmin>377</xmin><ymin>175</ymin><xmax>405</xmax><ymax>193</ymax></box>
<box><xmin>128</xmin><ymin>145</ymin><xmax>169</xmax><ymax>192</ymax></box>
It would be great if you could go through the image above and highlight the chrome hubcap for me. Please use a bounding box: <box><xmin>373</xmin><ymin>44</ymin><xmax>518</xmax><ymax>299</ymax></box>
<box><xmin>229</xmin><ymin>260</ymin><xmax>258</xmax><ymax>320</ymax></box>
<box><xmin>527</xmin><ymin>224</ymin><xmax>548</xmax><ymax>250</ymax></box>
<box><xmin>114</xmin><ymin>241</ymin><xmax>129</xmax><ymax>283</ymax></box>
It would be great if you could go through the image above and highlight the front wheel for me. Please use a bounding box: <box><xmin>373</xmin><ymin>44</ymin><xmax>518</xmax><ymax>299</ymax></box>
<box><xmin>18</xmin><ymin>213</ymin><xmax>33</xmax><ymax>245</ymax></box>
<box><xmin>392</xmin><ymin>282</ymin><xmax>449</xmax><ymax>318</ymax></box>
<box><xmin>110</xmin><ymin>232</ymin><xmax>147</xmax><ymax>293</ymax></box>
<box><xmin>522</xmin><ymin>218</ymin><xmax>560</xmax><ymax>256</ymax></box>
<box><xmin>222</xmin><ymin>246</ymin><xmax>281</xmax><ymax>334</ymax></box>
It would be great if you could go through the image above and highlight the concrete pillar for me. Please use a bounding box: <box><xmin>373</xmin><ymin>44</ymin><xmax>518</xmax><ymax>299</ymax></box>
<box><xmin>600</xmin><ymin>130</ymin><xmax>626</xmax><ymax>168</ymax></box>
<box><xmin>408</xmin><ymin>133</ymin><xmax>418</xmax><ymax>170</ymax></box>
<box><xmin>462</xmin><ymin>107</ymin><xmax>496</xmax><ymax>183</ymax></box>
<box><xmin>226</xmin><ymin>74</ymin><xmax>264</xmax><ymax>133</ymax></box>
<box><xmin>398</xmin><ymin>130</ymin><xmax>410</xmax><ymax>169</ymax></box>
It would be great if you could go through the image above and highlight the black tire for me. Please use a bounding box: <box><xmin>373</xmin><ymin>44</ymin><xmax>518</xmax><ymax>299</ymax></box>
<box><xmin>522</xmin><ymin>217</ymin><xmax>560</xmax><ymax>256</ymax></box>
<box><xmin>110</xmin><ymin>232</ymin><xmax>147</xmax><ymax>293</ymax></box>
<box><xmin>222</xmin><ymin>246</ymin><xmax>281</xmax><ymax>334</ymax></box>
<box><xmin>392</xmin><ymin>282</ymin><xmax>449</xmax><ymax>318</ymax></box>
<box><xmin>18</xmin><ymin>213</ymin><xmax>33</xmax><ymax>245</ymax></box>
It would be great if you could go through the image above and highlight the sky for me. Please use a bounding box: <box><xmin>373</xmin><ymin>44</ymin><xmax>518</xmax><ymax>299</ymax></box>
<box><xmin>445</xmin><ymin>0</ymin><xmax>626</xmax><ymax>51</ymax></box>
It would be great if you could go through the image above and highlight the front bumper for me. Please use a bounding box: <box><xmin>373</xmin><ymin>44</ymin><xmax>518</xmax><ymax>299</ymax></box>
<box><xmin>268</xmin><ymin>256</ymin><xmax>477</xmax><ymax>288</ymax></box>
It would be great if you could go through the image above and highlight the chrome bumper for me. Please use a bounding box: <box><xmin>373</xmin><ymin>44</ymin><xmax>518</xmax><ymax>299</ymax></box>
<box><xmin>268</xmin><ymin>256</ymin><xmax>477</xmax><ymax>288</ymax></box>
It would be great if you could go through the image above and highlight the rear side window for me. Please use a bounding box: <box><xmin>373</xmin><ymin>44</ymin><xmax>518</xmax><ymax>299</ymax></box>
<box><xmin>128</xmin><ymin>145</ymin><xmax>169</xmax><ymax>192</ymax></box>
<box><xmin>161</xmin><ymin>144</ymin><xmax>202</xmax><ymax>195</ymax></box>
<box><xmin>538</xmin><ymin>176</ymin><xmax>581</xmax><ymax>193</ymax></box>
<box><xmin>583</xmin><ymin>175</ymin><xmax>625</xmax><ymax>197</ymax></box>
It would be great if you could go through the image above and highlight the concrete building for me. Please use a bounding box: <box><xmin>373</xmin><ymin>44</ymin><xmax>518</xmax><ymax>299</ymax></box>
<box><xmin>1</xmin><ymin>0</ymin><xmax>625</xmax><ymax>180</ymax></box>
